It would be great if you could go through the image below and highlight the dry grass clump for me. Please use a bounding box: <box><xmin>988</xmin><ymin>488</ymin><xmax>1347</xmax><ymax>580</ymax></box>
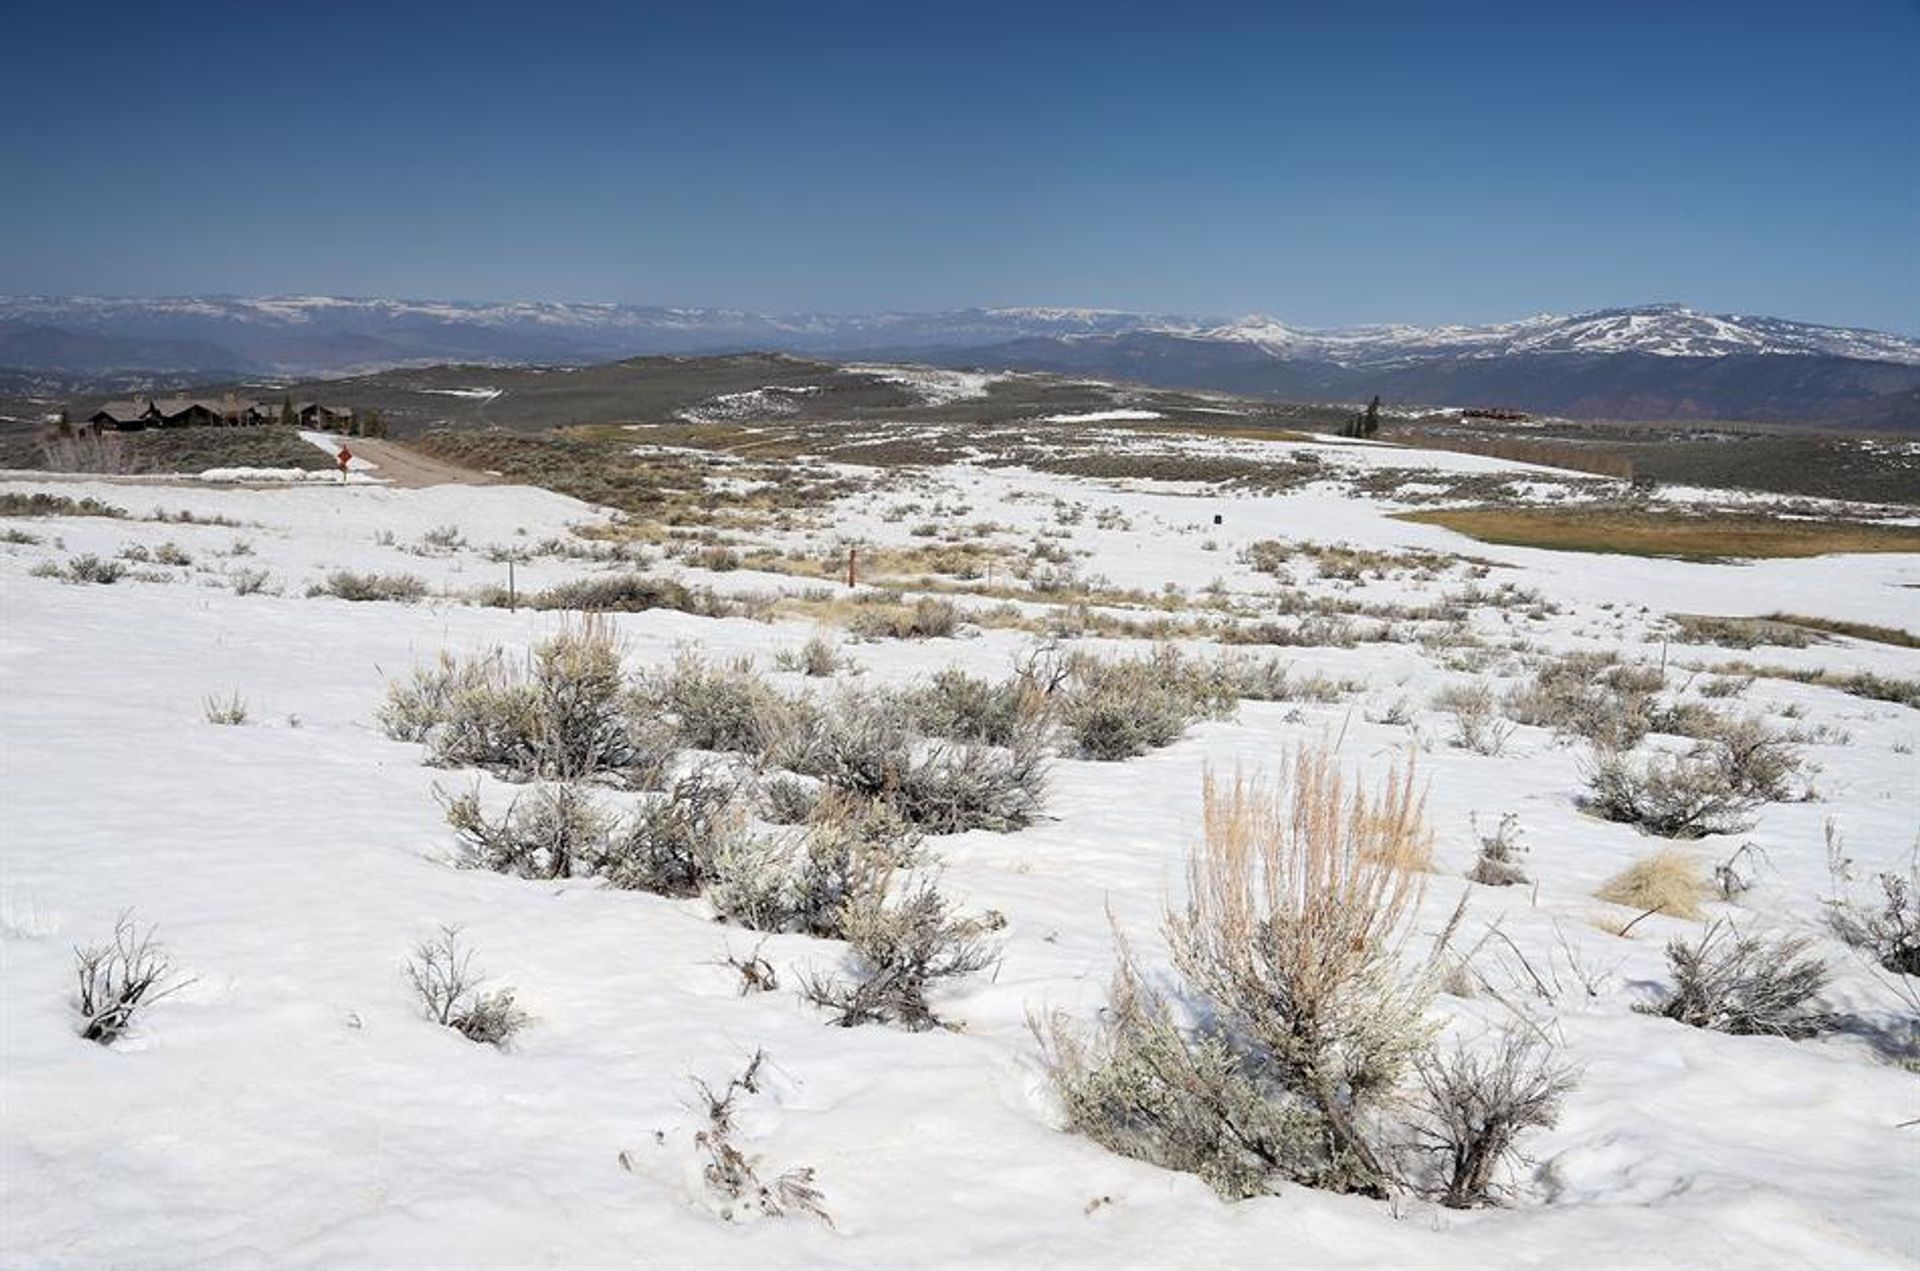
<box><xmin>846</xmin><ymin>595</ymin><xmax>961</xmax><ymax>640</ymax></box>
<box><xmin>1040</xmin><ymin>748</ymin><xmax>1453</xmax><ymax>1200</ymax></box>
<box><xmin>1762</xmin><ymin>613</ymin><xmax>1919</xmax><ymax>649</ymax></box>
<box><xmin>1595</xmin><ymin>848</ymin><xmax>1709</xmax><ymax>920</ymax></box>
<box><xmin>202</xmin><ymin>690</ymin><xmax>249</xmax><ymax>725</ymax></box>
<box><xmin>1398</xmin><ymin>506</ymin><xmax>1920</xmax><ymax>559</ymax></box>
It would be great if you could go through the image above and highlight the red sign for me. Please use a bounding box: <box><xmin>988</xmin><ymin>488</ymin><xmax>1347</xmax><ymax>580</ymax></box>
<box><xmin>337</xmin><ymin>447</ymin><xmax>353</xmax><ymax>467</ymax></box>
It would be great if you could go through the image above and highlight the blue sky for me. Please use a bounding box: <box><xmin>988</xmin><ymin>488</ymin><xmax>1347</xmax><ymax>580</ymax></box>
<box><xmin>5</xmin><ymin>0</ymin><xmax>1916</xmax><ymax>331</ymax></box>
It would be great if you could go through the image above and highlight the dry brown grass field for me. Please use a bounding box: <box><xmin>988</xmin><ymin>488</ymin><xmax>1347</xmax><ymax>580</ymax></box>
<box><xmin>1399</xmin><ymin>505</ymin><xmax>1920</xmax><ymax>559</ymax></box>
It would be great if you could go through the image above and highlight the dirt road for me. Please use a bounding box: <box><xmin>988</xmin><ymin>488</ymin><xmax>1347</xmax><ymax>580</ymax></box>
<box><xmin>340</xmin><ymin>438</ymin><xmax>499</xmax><ymax>488</ymax></box>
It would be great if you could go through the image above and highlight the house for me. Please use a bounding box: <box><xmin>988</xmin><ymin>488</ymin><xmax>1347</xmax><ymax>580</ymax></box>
<box><xmin>88</xmin><ymin>399</ymin><xmax>162</xmax><ymax>429</ymax></box>
<box><xmin>89</xmin><ymin>396</ymin><xmax>281</xmax><ymax>430</ymax></box>
<box><xmin>295</xmin><ymin>402</ymin><xmax>356</xmax><ymax>429</ymax></box>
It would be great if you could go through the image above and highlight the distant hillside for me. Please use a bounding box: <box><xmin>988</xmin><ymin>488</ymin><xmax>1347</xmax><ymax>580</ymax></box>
<box><xmin>2</xmin><ymin>295</ymin><xmax>1916</xmax><ymax>427</ymax></box>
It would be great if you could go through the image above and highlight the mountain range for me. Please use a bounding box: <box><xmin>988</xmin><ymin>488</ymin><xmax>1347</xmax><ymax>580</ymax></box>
<box><xmin>3</xmin><ymin>295</ymin><xmax>1917</xmax><ymax>427</ymax></box>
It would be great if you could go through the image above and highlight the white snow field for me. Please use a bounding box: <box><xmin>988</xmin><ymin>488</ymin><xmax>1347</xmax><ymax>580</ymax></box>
<box><xmin>2</xmin><ymin>437</ymin><xmax>1917</xmax><ymax>1269</ymax></box>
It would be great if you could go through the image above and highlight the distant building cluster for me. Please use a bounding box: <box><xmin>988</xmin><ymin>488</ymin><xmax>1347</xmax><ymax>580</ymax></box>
<box><xmin>88</xmin><ymin>397</ymin><xmax>355</xmax><ymax>431</ymax></box>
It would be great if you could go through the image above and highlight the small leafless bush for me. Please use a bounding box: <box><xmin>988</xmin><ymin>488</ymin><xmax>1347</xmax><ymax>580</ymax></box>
<box><xmin>1408</xmin><ymin>1032</ymin><xmax>1574</xmax><ymax>1208</ymax></box>
<box><xmin>1039</xmin><ymin>749</ymin><xmax>1441</xmax><ymax>1200</ymax></box>
<box><xmin>1434</xmin><ymin>683</ymin><xmax>1513</xmax><ymax>756</ymax></box>
<box><xmin>784</xmin><ymin>691</ymin><xmax>1047</xmax><ymax>833</ymax></box>
<box><xmin>227</xmin><ymin>566</ymin><xmax>275</xmax><ymax>596</ymax></box>
<box><xmin>382</xmin><ymin>620</ymin><xmax>656</xmax><ymax>785</ymax></box>
<box><xmin>1037</xmin><ymin>956</ymin><xmax>1325</xmax><ymax>1200</ymax></box>
<box><xmin>1712</xmin><ymin>841</ymin><xmax>1770</xmax><ymax>901</ymax></box>
<box><xmin>1581</xmin><ymin>747</ymin><xmax>1760</xmax><ymax>838</ymax></box>
<box><xmin>444</xmin><ymin>781</ymin><xmax>616</xmax><ymax>879</ymax></box>
<box><xmin>606</xmin><ymin>771</ymin><xmax>750</xmax><ymax>896</ymax></box>
<box><xmin>1825</xmin><ymin>825</ymin><xmax>1920</xmax><ymax>978</ymax></box>
<box><xmin>307</xmin><ymin>570</ymin><xmax>429</xmax><ymax>603</ymax></box>
<box><xmin>1467</xmin><ymin>812</ymin><xmax>1529</xmax><ymax>887</ymax></box>
<box><xmin>646</xmin><ymin>651</ymin><xmax>802</xmax><ymax>757</ymax></box>
<box><xmin>527</xmin><ymin>573</ymin><xmax>706</xmax><ymax>615</ymax></box>
<box><xmin>721</xmin><ymin>942</ymin><xmax>780</xmax><ymax>995</ymax></box>
<box><xmin>1699</xmin><ymin>714</ymin><xmax>1806</xmax><ymax>803</ymax></box>
<box><xmin>74</xmin><ymin>912</ymin><xmax>189</xmax><ymax>1044</ymax></box>
<box><xmin>1643</xmin><ymin>923</ymin><xmax>1832</xmax><ymax>1038</ymax></box>
<box><xmin>848</xmin><ymin>595</ymin><xmax>960</xmax><ymax>640</ymax></box>
<box><xmin>803</xmin><ymin>876</ymin><xmax>997</xmax><ymax>1030</ymax></box>
<box><xmin>774</xmin><ymin>633</ymin><xmax>846</xmax><ymax>678</ymax></box>
<box><xmin>904</xmin><ymin>667</ymin><xmax>1051</xmax><ymax>748</ymax></box>
<box><xmin>405</xmin><ymin>925</ymin><xmax>530</xmax><ymax>1046</ymax></box>
<box><xmin>61</xmin><ymin>554</ymin><xmax>126</xmax><ymax>584</ymax></box>
<box><xmin>691</xmin><ymin>1050</ymin><xmax>831</xmax><ymax>1223</ymax></box>
<box><xmin>759</xmin><ymin>775</ymin><xmax>821</xmax><ymax>825</ymax></box>
<box><xmin>203</xmin><ymin>690</ymin><xmax>249</xmax><ymax>725</ymax></box>
<box><xmin>1698</xmin><ymin>674</ymin><xmax>1753</xmax><ymax>699</ymax></box>
<box><xmin>1060</xmin><ymin>647</ymin><xmax>1236</xmax><ymax>760</ymax></box>
<box><xmin>1504</xmin><ymin>654</ymin><xmax>1653</xmax><ymax>750</ymax></box>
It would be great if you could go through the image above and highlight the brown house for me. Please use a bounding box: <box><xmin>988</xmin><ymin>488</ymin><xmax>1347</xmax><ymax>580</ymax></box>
<box><xmin>295</xmin><ymin>401</ymin><xmax>355</xmax><ymax>429</ymax></box>
<box><xmin>90</xmin><ymin>396</ymin><xmax>281</xmax><ymax>430</ymax></box>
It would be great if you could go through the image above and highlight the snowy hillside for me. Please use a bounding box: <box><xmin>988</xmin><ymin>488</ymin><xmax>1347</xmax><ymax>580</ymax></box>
<box><xmin>1202</xmin><ymin>305</ymin><xmax>1920</xmax><ymax>367</ymax></box>
<box><xmin>2</xmin><ymin>428</ymin><xmax>1917</xmax><ymax>1268</ymax></box>
<box><xmin>3</xmin><ymin>295</ymin><xmax>1915</xmax><ymax>372</ymax></box>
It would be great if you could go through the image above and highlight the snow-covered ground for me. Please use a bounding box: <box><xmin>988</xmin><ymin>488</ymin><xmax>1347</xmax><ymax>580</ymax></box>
<box><xmin>2</xmin><ymin>445</ymin><xmax>1916</xmax><ymax>1269</ymax></box>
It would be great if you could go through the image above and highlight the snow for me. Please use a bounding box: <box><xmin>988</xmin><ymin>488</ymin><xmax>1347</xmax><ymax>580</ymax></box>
<box><xmin>2</xmin><ymin>445</ymin><xmax>1917</xmax><ymax>1268</ymax></box>
<box><xmin>843</xmin><ymin>365</ymin><xmax>1006</xmax><ymax>406</ymax></box>
<box><xmin>416</xmin><ymin>387</ymin><xmax>506</xmax><ymax>402</ymax></box>
<box><xmin>296</xmin><ymin>431</ymin><xmax>380</xmax><ymax>473</ymax></box>
<box><xmin>1038</xmin><ymin>409</ymin><xmax>1164</xmax><ymax>424</ymax></box>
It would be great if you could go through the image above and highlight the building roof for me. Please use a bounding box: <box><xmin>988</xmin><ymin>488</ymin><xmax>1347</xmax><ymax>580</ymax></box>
<box><xmin>92</xmin><ymin>399</ymin><xmax>157</xmax><ymax>420</ymax></box>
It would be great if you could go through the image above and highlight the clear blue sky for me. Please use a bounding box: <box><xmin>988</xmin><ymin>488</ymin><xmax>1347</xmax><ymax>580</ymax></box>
<box><xmin>5</xmin><ymin>0</ymin><xmax>1916</xmax><ymax>331</ymax></box>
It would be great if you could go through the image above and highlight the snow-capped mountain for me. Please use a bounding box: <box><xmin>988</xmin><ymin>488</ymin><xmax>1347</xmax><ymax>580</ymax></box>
<box><xmin>2</xmin><ymin>295</ymin><xmax>1916</xmax><ymax>425</ymax></box>
<box><xmin>1197</xmin><ymin>305</ymin><xmax>1920</xmax><ymax>366</ymax></box>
